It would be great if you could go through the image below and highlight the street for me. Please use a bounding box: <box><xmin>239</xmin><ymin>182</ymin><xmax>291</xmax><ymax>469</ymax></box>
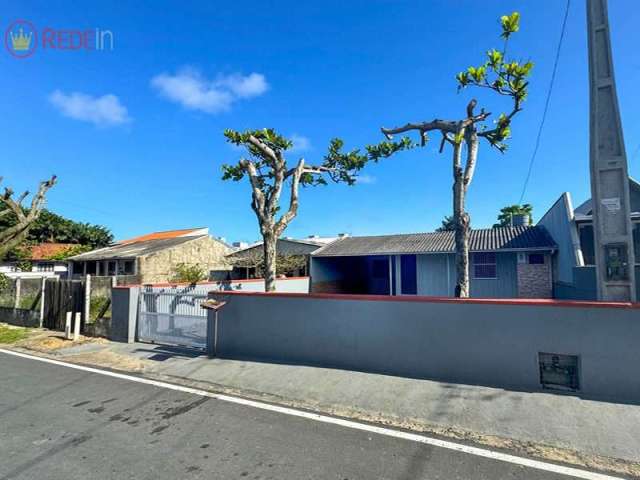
<box><xmin>0</xmin><ymin>351</ymin><xmax>616</xmax><ymax>480</ymax></box>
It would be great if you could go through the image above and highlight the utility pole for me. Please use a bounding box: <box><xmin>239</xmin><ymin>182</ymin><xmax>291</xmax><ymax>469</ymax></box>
<box><xmin>587</xmin><ymin>0</ymin><xmax>636</xmax><ymax>301</ymax></box>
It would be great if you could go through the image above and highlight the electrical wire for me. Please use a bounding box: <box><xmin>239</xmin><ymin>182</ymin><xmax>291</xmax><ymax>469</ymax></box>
<box><xmin>518</xmin><ymin>0</ymin><xmax>571</xmax><ymax>204</ymax></box>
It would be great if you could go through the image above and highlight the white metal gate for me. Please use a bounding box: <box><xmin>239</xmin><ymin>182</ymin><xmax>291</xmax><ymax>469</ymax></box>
<box><xmin>137</xmin><ymin>289</ymin><xmax>208</xmax><ymax>349</ymax></box>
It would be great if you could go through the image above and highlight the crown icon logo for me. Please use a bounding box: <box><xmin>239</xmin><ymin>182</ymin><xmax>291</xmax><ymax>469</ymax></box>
<box><xmin>10</xmin><ymin>27</ymin><xmax>32</xmax><ymax>51</ymax></box>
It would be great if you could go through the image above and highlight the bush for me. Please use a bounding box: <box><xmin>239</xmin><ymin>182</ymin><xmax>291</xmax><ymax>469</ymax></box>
<box><xmin>171</xmin><ymin>263</ymin><xmax>207</xmax><ymax>284</ymax></box>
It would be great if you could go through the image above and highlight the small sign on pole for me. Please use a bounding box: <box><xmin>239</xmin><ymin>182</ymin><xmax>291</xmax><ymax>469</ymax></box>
<box><xmin>201</xmin><ymin>299</ymin><xmax>227</xmax><ymax>358</ymax></box>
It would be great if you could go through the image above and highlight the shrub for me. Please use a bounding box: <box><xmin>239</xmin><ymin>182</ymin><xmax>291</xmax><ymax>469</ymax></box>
<box><xmin>171</xmin><ymin>263</ymin><xmax>207</xmax><ymax>284</ymax></box>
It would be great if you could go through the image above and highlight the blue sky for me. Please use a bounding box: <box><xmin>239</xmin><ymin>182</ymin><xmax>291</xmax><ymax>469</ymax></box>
<box><xmin>2</xmin><ymin>0</ymin><xmax>639</xmax><ymax>243</ymax></box>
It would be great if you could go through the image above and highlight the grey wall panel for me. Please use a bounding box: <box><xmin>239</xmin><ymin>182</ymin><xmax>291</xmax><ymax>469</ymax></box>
<box><xmin>470</xmin><ymin>253</ymin><xmax>518</xmax><ymax>298</ymax></box>
<box><xmin>417</xmin><ymin>254</ymin><xmax>450</xmax><ymax>296</ymax></box>
<box><xmin>213</xmin><ymin>293</ymin><xmax>640</xmax><ymax>402</ymax></box>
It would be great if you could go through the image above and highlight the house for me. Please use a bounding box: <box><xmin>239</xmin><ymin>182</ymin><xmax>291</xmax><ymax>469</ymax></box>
<box><xmin>538</xmin><ymin>177</ymin><xmax>640</xmax><ymax>300</ymax></box>
<box><xmin>221</xmin><ymin>235</ymin><xmax>344</xmax><ymax>280</ymax></box>
<box><xmin>0</xmin><ymin>243</ymin><xmax>76</xmax><ymax>278</ymax></box>
<box><xmin>68</xmin><ymin>228</ymin><xmax>230</xmax><ymax>284</ymax></box>
<box><xmin>310</xmin><ymin>226</ymin><xmax>556</xmax><ymax>298</ymax></box>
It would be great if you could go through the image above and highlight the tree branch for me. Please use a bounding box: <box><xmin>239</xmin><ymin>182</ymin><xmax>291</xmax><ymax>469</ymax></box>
<box><xmin>275</xmin><ymin>159</ymin><xmax>305</xmax><ymax>236</ymax></box>
<box><xmin>381</xmin><ymin>120</ymin><xmax>459</xmax><ymax>140</ymax></box>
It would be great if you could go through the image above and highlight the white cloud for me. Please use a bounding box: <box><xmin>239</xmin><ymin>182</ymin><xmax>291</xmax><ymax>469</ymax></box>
<box><xmin>218</xmin><ymin>73</ymin><xmax>269</xmax><ymax>99</ymax></box>
<box><xmin>49</xmin><ymin>90</ymin><xmax>130</xmax><ymax>127</ymax></box>
<box><xmin>289</xmin><ymin>134</ymin><xmax>311</xmax><ymax>153</ymax></box>
<box><xmin>151</xmin><ymin>68</ymin><xmax>268</xmax><ymax>114</ymax></box>
<box><xmin>356</xmin><ymin>174</ymin><xmax>377</xmax><ymax>185</ymax></box>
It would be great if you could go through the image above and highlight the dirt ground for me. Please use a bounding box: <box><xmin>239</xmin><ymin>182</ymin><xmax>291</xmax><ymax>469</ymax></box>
<box><xmin>60</xmin><ymin>350</ymin><xmax>150</xmax><ymax>372</ymax></box>
<box><xmin>16</xmin><ymin>333</ymin><xmax>108</xmax><ymax>352</ymax></box>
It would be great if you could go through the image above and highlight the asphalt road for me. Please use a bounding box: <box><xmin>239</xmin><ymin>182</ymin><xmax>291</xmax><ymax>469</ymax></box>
<box><xmin>0</xmin><ymin>351</ymin><xmax>600</xmax><ymax>480</ymax></box>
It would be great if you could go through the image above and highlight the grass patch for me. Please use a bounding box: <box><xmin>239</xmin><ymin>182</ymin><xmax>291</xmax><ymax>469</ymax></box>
<box><xmin>0</xmin><ymin>324</ymin><xmax>30</xmax><ymax>344</ymax></box>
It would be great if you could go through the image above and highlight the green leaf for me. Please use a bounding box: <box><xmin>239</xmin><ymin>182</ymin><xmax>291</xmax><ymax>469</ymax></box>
<box><xmin>500</xmin><ymin>11</ymin><xmax>520</xmax><ymax>39</ymax></box>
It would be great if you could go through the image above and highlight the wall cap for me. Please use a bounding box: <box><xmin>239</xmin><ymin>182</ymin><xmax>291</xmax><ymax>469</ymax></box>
<box><xmin>112</xmin><ymin>276</ymin><xmax>309</xmax><ymax>289</ymax></box>
<box><xmin>207</xmin><ymin>290</ymin><xmax>640</xmax><ymax>309</ymax></box>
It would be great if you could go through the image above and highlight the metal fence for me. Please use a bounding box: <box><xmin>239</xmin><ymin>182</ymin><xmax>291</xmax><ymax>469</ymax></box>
<box><xmin>137</xmin><ymin>288</ymin><xmax>208</xmax><ymax>349</ymax></box>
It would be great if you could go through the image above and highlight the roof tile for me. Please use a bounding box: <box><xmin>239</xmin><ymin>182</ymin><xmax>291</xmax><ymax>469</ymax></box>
<box><xmin>313</xmin><ymin>226</ymin><xmax>556</xmax><ymax>257</ymax></box>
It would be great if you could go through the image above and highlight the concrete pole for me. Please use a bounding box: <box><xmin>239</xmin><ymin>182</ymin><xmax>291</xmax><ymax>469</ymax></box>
<box><xmin>65</xmin><ymin>312</ymin><xmax>72</xmax><ymax>339</ymax></box>
<box><xmin>39</xmin><ymin>276</ymin><xmax>46</xmax><ymax>328</ymax></box>
<box><xmin>14</xmin><ymin>277</ymin><xmax>21</xmax><ymax>309</ymax></box>
<box><xmin>73</xmin><ymin>312</ymin><xmax>81</xmax><ymax>340</ymax></box>
<box><xmin>84</xmin><ymin>274</ymin><xmax>91</xmax><ymax>325</ymax></box>
<box><xmin>587</xmin><ymin>0</ymin><xmax>636</xmax><ymax>301</ymax></box>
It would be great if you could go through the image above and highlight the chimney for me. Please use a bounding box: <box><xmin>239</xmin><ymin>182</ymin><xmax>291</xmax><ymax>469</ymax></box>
<box><xmin>511</xmin><ymin>214</ymin><xmax>530</xmax><ymax>227</ymax></box>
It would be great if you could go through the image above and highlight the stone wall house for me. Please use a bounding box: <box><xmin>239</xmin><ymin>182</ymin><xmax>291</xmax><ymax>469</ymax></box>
<box><xmin>68</xmin><ymin>228</ymin><xmax>231</xmax><ymax>284</ymax></box>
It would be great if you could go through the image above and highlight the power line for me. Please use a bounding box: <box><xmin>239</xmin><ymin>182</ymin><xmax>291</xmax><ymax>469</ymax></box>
<box><xmin>518</xmin><ymin>0</ymin><xmax>571</xmax><ymax>205</ymax></box>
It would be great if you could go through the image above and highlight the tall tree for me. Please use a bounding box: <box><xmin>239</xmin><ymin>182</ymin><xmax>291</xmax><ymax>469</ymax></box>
<box><xmin>27</xmin><ymin>210</ymin><xmax>113</xmax><ymax>248</ymax></box>
<box><xmin>222</xmin><ymin>128</ymin><xmax>369</xmax><ymax>292</ymax></box>
<box><xmin>367</xmin><ymin>12</ymin><xmax>532</xmax><ymax>297</ymax></box>
<box><xmin>435</xmin><ymin>215</ymin><xmax>456</xmax><ymax>232</ymax></box>
<box><xmin>0</xmin><ymin>176</ymin><xmax>56</xmax><ymax>259</ymax></box>
<box><xmin>493</xmin><ymin>204</ymin><xmax>533</xmax><ymax>228</ymax></box>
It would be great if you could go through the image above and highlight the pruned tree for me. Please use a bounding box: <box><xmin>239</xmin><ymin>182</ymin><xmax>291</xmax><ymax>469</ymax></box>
<box><xmin>222</xmin><ymin>129</ymin><xmax>369</xmax><ymax>291</ymax></box>
<box><xmin>493</xmin><ymin>203</ymin><xmax>533</xmax><ymax>228</ymax></box>
<box><xmin>367</xmin><ymin>12</ymin><xmax>532</xmax><ymax>297</ymax></box>
<box><xmin>0</xmin><ymin>176</ymin><xmax>57</xmax><ymax>259</ymax></box>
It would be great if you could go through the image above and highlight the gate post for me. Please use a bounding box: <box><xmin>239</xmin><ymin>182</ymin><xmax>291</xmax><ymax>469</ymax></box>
<box><xmin>39</xmin><ymin>277</ymin><xmax>46</xmax><ymax>328</ymax></box>
<box><xmin>84</xmin><ymin>274</ymin><xmax>91</xmax><ymax>325</ymax></box>
<box><xmin>14</xmin><ymin>278</ymin><xmax>21</xmax><ymax>309</ymax></box>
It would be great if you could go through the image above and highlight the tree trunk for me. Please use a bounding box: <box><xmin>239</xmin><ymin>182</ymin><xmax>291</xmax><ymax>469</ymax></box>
<box><xmin>262</xmin><ymin>231</ymin><xmax>277</xmax><ymax>292</ymax></box>
<box><xmin>453</xmin><ymin>165</ymin><xmax>470</xmax><ymax>298</ymax></box>
<box><xmin>0</xmin><ymin>227</ymin><xmax>29</xmax><ymax>261</ymax></box>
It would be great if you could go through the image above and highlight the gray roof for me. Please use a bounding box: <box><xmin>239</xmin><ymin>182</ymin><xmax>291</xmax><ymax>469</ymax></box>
<box><xmin>228</xmin><ymin>238</ymin><xmax>327</xmax><ymax>258</ymax></box>
<box><xmin>69</xmin><ymin>236</ymin><xmax>207</xmax><ymax>261</ymax></box>
<box><xmin>312</xmin><ymin>226</ymin><xmax>556</xmax><ymax>257</ymax></box>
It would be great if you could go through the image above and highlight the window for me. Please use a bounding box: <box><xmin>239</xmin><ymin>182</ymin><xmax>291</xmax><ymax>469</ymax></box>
<box><xmin>579</xmin><ymin>224</ymin><xmax>595</xmax><ymax>265</ymax></box>
<box><xmin>36</xmin><ymin>263</ymin><xmax>54</xmax><ymax>272</ymax></box>
<box><xmin>473</xmin><ymin>252</ymin><xmax>497</xmax><ymax>279</ymax></box>
<box><xmin>528</xmin><ymin>253</ymin><xmax>545</xmax><ymax>265</ymax></box>
<box><xmin>400</xmin><ymin>255</ymin><xmax>417</xmax><ymax>295</ymax></box>
<box><xmin>118</xmin><ymin>260</ymin><xmax>135</xmax><ymax>275</ymax></box>
<box><xmin>123</xmin><ymin>260</ymin><xmax>135</xmax><ymax>275</ymax></box>
<box><xmin>107</xmin><ymin>261</ymin><xmax>117</xmax><ymax>276</ymax></box>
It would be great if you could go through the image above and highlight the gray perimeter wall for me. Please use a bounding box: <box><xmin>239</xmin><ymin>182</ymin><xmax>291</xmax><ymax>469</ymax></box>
<box><xmin>212</xmin><ymin>293</ymin><xmax>640</xmax><ymax>403</ymax></box>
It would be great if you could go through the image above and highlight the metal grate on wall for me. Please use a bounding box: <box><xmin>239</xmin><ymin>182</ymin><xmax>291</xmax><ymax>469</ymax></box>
<box><xmin>539</xmin><ymin>352</ymin><xmax>580</xmax><ymax>392</ymax></box>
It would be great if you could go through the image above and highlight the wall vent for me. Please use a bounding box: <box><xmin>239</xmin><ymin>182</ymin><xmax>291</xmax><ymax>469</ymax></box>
<box><xmin>538</xmin><ymin>352</ymin><xmax>580</xmax><ymax>391</ymax></box>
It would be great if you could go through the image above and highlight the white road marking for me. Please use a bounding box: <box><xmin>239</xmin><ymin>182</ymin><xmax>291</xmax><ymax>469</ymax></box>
<box><xmin>0</xmin><ymin>348</ymin><xmax>623</xmax><ymax>480</ymax></box>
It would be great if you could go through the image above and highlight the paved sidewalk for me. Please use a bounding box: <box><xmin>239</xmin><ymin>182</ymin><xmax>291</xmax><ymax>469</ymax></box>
<box><xmin>110</xmin><ymin>343</ymin><xmax>640</xmax><ymax>466</ymax></box>
<box><xmin>9</xmin><ymin>335</ymin><xmax>640</xmax><ymax>476</ymax></box>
